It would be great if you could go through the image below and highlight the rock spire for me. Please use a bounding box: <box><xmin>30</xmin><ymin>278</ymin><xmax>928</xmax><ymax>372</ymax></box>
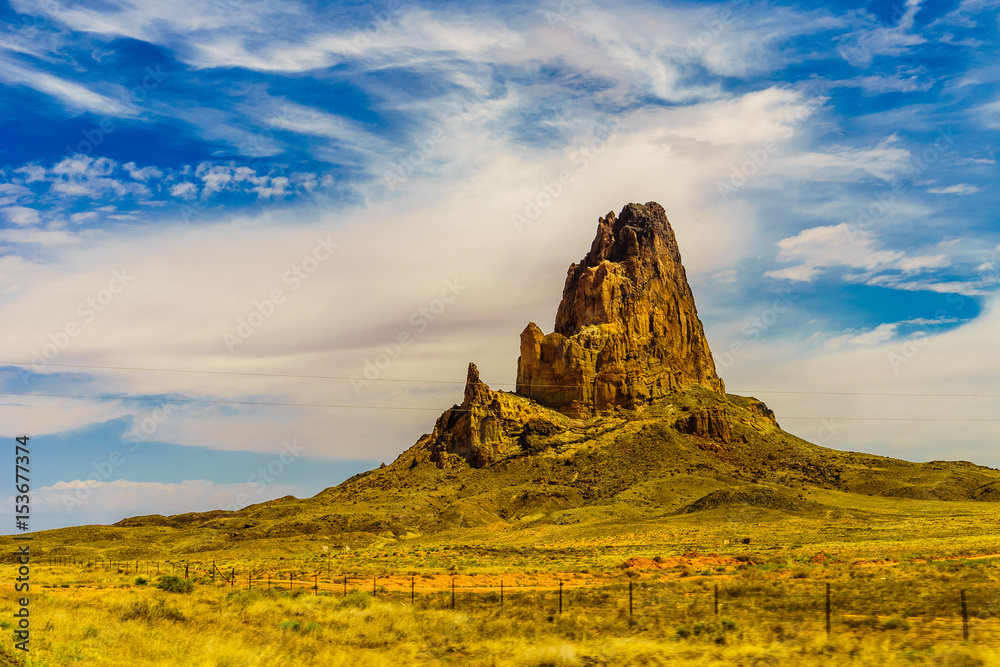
<box><xmin>516</xmin><ymin>202</ymin><xmax>725</xmax><ymax>417</ymax></box>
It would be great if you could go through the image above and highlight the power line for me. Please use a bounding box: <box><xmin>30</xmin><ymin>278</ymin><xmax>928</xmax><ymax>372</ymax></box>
<box><xmin>779</xmin><ymin>417</ymin><xmax>1000</xmax><ymax>422</ymax></box>
<box><xmin>732</xmin><ymin>389</ymin><xmax>1000</xmax><ymax>399</ymax></box>
<box><xmin>0</xmin><ymin>360</ymin><xmax>467</xmax><ymax>385</ymax></box>
<box><xmin>1</xmin><ymin>390</ymin><xmax>999</xmax><ymax>421</ymax></box>
<box><xmin>3</xmin><ymin>361</ymin><xmax>999</xmax><ymax>398</ymax></box>
<box><xmin>0</xmin><ymin>391</ymin><xmax>462</xmax><ymax>412</ymax></box>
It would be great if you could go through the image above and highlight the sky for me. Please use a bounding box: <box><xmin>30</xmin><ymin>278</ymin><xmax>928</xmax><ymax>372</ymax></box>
<box><xmin>0</xmin><ymin>0</ymin><xmax>998</xmax><ymax>531</ymax></box>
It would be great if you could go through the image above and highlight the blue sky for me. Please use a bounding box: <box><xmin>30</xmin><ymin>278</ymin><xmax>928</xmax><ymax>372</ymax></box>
<box><xmin>1</xmin><ymin>0</ymin><xmax>998</xmax><ymax>530</ymax></box>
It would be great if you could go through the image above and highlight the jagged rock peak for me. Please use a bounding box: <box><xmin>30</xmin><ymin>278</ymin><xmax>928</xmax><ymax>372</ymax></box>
<box><xmin>426</xmin><ymin>362</ymin><xmax>504</xmax><ymax>468</ymax></box>
<box><xmin>420</xmin><ymin>362</ymin><xmax>563</xmax><ymax>469</ymax></box>
<box><xmin>463</xmin><ymin>362</ymin><xmax>492</xmax><ymax>405</ymax></box>
<box><xmin>517</xmin><ymin>202</ymin><xmax>725</xmax><ymax>418</ymax></box>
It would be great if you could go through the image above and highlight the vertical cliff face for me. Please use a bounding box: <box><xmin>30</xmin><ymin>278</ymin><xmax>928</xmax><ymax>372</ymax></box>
<box><xmin>516</xmin><ymin>202</ymin><xmax>725</xmax><ymax>418</ymax></box>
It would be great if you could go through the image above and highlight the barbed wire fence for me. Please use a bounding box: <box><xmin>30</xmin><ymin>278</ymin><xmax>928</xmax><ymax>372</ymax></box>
<box><xmin>30</xmin><ymin>556</ymin><xmax>1000</xmax><ymax>643</ymax></box>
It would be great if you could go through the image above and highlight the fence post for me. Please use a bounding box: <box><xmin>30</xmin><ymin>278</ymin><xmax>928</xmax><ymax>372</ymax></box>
<box><xmin>714</xmin><ymin>584</ymin><xmax>719</xmax><ymax>615</ymax></box>
<box><xmin>559</xmin><ymin>580</ymin><xmax>563</xmax><ymax>615</ymax></box>
<box><xmin>629</xmin><ymin>581</ymin><xmax>633</xmax><ymax>618</ymax></box>
<box><xmin>825</xmin><ymin>583</ymin><xmax>832</xmax><ymax>636</ymax></box>
<box><xmin>185</xmin><ymin>563</ymin><xmax>189</xmax><ymax>579</ymax></box>
<box><xmin>248</xmin><ymin>571</ymin><xmax>251</xmax><ymax>590</ymax></box>
<box><xmin>411</xmin><ymin>576</ymin><xmax>415</xmax><ymax>605</ymax></box>
<box><xmin>961</xmin><ymin>590</ymin><xmax>969</xmax><ymax>641</ymax></box>
<box><xmin>344</xmin><ymin>575</ymin><xmax>347</xmax><ymax>597</ymax></box>
<box><xmin>289</xmin><ymin>573</ymin><xmax>292</xmax><ymax>591</ymax></box>
<box><xmin>373</xmin><ymin>576</ymin><xmax>376</xmax><ymax>598</ymax></box>
<box><xmin>500</xmin><ymin>580</ymin><xmax>504</xmax><ymax>609</ymax></box>
<box><xmin>452</xmin><ymin>577</ymin><xmax>456</xmax><ymax>610</ymax></box>
<box><xmin>315</xmin><ymin>574</ymin><xmax>318</xmax><ymax>595</ymax></box>
<box><xmin>231</xmin><ymin>567</ymin><xmax>234</xmax><ymax>587</ymax></box>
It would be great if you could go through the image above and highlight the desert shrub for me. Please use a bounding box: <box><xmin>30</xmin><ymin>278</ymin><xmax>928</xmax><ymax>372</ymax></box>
<box><xmin>134</xmin><ymin>577</ymin><xmax>147</xmax><ymax>586</ymax></box>
<box><xmin>335</xmin><ymin>591</ymin><xmax>372</xmax><ymax>610</ymax></box>
<box><xmin>156</xmin><ymin>575</ymin><xmax>194</xmax><ymax>593</ymax></box>
<box><xmin>279</xmin><ymin>620</ymin><xmax>301</xmax><ymax>632</ymax></box>
<box><xmin>120</xmin><ymin>599</ymin><xmax>186</xmax><ymax>623</ymax></box>
<box><xmin>879</xmin><ymin>615</ymin><xmax>911</xmax><ymax>631</ymax></box>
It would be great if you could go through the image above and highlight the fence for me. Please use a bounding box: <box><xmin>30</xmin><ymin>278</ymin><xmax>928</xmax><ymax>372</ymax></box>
<box><xmin>34</xmin><ymin>556</ymin><xmax>1000</xmax><ymax>643</ymax></box>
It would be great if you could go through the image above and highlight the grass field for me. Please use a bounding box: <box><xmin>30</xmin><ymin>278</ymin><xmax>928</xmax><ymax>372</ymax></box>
<box><xmin>4</xmin><ymin>492</ymin><xmax>1000</xmax><ymax>666</ymax></box>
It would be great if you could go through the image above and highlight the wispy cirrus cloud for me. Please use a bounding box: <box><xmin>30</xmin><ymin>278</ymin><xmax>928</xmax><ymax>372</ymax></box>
<box><xmin>0</xmin><ymin>53</ymin><xmax>134</xmax><ymax>116</ymax></box>
<box><xmin>927</xmin><ymin>183</ymin><xmax>982</xmax><ymax>194</ymax></box>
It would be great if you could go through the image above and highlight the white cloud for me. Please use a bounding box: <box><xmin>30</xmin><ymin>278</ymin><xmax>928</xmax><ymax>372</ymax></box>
<box><xmin>123</xmin><ymin>162</ymin><xmax>164</xmax><ymax>182</ymax></box>
<box><xmin>817</xmin><ymin>316</ymin><xmax>960</xmax><ymax>350</ymax></box>
<box><xmin>848</xmin><ymin>322</ymin><xmax>898</xmax><ymax>346</ymax></box>
<box><xmin>266</xmin><ymin>101</ymin><xmax>387</xmax><ymax>156</ymax></box>
<box><xmin>773</xmin><ymin>138</ymin><xmax>912</xmax><ymax>182</ymax></box>
<box><xmin>11</xmin><ymin>0</ymin><xmax>279</xmax><ymax>43</ymax></box>
<box><xmin>766</xmin><ymin>223</ymin><xmax>902</xmax><ymax>278</ymax></box>
<box><xmin>836</xmin><ymin>0</ymin><xmax>926</xmax><ymax>67</ymax></box>
<box><xmin>14</xmin><ymin>164</ymin><xmax>47</xmax><ymax>183</ymax></box>
<box><xmin>897</xmin><ymin>254</ymin><xmax>950</xmax><ymax>271</ymax></box>
<box><xmin>1</xmin><ymin>206</ymin><xmax>41</xmax><ymax>226</ymax></box>
<box><xmin>70</xmin><ymin>211</ymin><xmax>99</xmax><ymax>224</ymax></box>
<box><xmin>0</xmin><ymin>53</ymin><xmax>133</xmax><ymax>116</ymax></box>
<box><xmin>195</xmin><ymin>163</ymin><xmax>234</xmax><ymax>197</ymax></box>
<box><xmin>170</xmin><ymin>182</ymin><xmax>198</xmax><ymax>199</ymax></box>
<box><xmin>251</xmin><ymin>176</ymin><xmax>289</xmax><ymax>200</ymax></box>
<box><xmin>927</xmin><ymin>183</ymin><xmax>982</xmax><ymax>195</ymax></box>
<box><xmin>0</xmin><ymin>183</ymin><xmax>34</xmax><ymax>207</ymax></box>
<box><xmin>828</xmin><ymin>70</ymin><xmax>934</xmax><ymax>94</ymax></box>
<box><xmin>766</xmin><ymin>224</ymin><xmax>954</xmax><ymax>282</ymax></box>
<box><xmin>48</xmin><ymin>155</ymin><xmax>150</xmax><ymax>199</ymax></box>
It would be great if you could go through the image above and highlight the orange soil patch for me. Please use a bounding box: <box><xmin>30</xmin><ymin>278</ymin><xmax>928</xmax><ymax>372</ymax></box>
<box><xmin>620</xmin><ymin>552</ymin><xmax>744</xmax><ymax>570</ymax></box>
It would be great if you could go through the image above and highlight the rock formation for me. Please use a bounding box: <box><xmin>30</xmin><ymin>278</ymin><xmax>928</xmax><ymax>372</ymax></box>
<box><xmin>425</xmin><ymin>363</ymin><xmax>505</xmax><ymax>468</ymax></box>
<box><xmin>424</xmin><ymin>363</ymin><xmax>565</xmax><ymax>468</ymax></box>
<box><xmin>417</xmin><ymin>201</ymin><xmax>728</xmax><ymax>469</ymax></box>
<box><xmin>516</xmin><ymin>202</ymin><xmax>725</xmax><ymax>417</ymax></box>
<box><xmin>676</xmin><ymin>406</ymin><xmax>732</xmax><ymax>443</ymax></box>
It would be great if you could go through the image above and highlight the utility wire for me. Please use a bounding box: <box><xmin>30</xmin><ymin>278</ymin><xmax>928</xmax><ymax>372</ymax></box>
<box><xmin>1</xmin><ymin>390</ymin><xmax>1000</xmax><ymax>420</ymax></box>
<box><xmin>778</xmin><ymin>417</ymin><xmax>1000</xmax><ymax>422</ymax></box>
<box><xmin>731</xmin><ymin>389</ymin><xmax>1000</xmax><ymax>398</ymax></box>
<box><xmin>2</xmin><ymin>361</ymin><xmax>998</xmax><ymax>398</ymax></box>
<box><xmin>0</xmin><ymin>360</ymin><xmax>467</xmax><ymax>385</ymax></box>
<box><xmin>0</xmin><ymin>391</ymin><xmax>461</xmax><ymax>412</ymax></box>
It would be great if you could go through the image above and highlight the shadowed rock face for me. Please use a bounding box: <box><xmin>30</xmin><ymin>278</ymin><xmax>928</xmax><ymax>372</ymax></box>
<box><xmin>516</xmin><ymin>202</ymin><xmax>725</xmax><ymax>417</ymax></box>
<box><xmin>427</xmin><ymin>363</ymin><xmax>505</xmax><ymax>468</ymax></box>
<box><xmin>423</xmin><ymin>362</ymin><xmax>567</xmax><ymax>468</ymax></box>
